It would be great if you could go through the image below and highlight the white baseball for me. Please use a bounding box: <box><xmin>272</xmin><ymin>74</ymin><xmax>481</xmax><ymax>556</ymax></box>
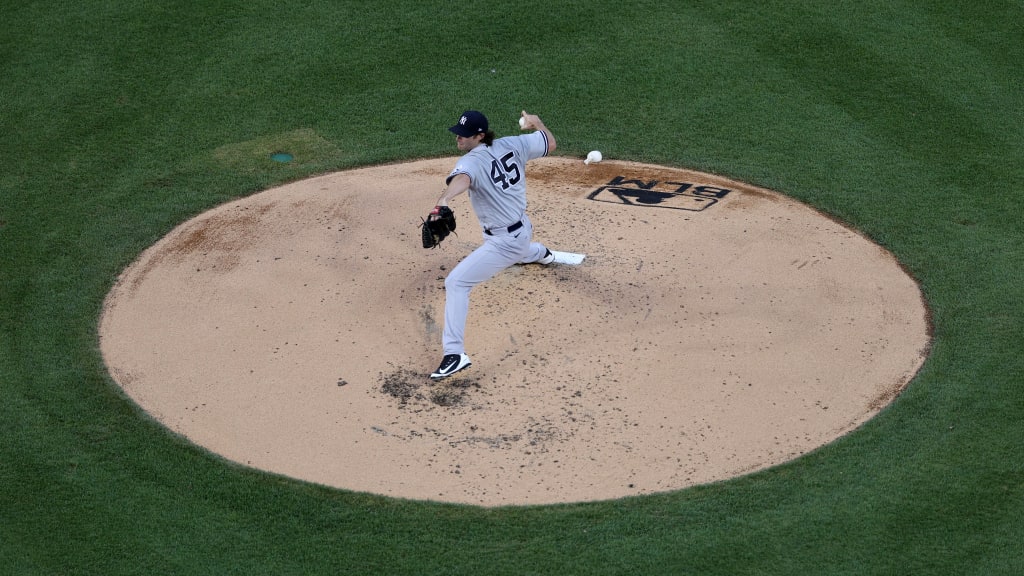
<box><xmin>519</xmin><ymin>116</ymin><xmax>526</xmax><ymax>128</ymax></box>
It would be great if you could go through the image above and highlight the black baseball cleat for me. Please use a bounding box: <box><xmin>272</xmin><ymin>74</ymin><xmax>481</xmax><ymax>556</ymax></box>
<box><xmin>430</xmin><ymin>353</ymin><xmax>472</xmax><ymax>380</ymax></box>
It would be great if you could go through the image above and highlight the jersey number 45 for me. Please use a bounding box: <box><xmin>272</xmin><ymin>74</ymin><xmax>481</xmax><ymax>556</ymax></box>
<box><xmin>490</xmin><ymin>152</ymin><xmax>522</xmax><ymax>191</ymax></box>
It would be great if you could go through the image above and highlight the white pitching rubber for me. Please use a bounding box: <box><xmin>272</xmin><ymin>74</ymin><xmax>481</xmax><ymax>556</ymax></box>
<box><xmin>550</xmin><ymin>251</ymin><xmax>586</xmax><ymax>265</ymax></box>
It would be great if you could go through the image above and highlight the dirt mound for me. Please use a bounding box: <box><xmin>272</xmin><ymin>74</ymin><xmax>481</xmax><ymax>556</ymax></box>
<box><xmin>100</xmin><ymin>157</ymin><xmax>930</xmax><ymax>506</ymax></box>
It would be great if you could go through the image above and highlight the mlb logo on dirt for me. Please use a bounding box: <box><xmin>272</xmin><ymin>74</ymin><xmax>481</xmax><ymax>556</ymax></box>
<box><xmin>588</xmin><ymin>176</ymin><xmax>731</xmax><ymax>211</ymax></box>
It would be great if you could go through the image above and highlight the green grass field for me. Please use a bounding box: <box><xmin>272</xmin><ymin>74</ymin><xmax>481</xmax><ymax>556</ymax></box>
<box><xmin>2</xmin><ymin>1</ymin><xmax>1022</xmax><ymax>574</ymax></box>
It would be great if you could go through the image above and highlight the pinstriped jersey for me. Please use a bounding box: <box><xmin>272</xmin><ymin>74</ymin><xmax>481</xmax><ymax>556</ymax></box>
<box><xmin>445</xmin><ymin>131</ymin><xmax>549</xmax><ymax>232</ymax></box>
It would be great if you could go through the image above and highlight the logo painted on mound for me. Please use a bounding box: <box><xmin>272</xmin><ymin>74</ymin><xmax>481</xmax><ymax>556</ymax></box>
<box><xmin>588</xmin><ymin>176</ymin><xmax>731</xmax><ymax>211</ymax></box>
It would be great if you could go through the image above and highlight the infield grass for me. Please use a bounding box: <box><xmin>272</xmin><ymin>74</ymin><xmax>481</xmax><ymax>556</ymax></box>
<box><xmin>2</xmin><ymin>1</ymin><xmax>1023</xmax><ymax>574</ymax></box>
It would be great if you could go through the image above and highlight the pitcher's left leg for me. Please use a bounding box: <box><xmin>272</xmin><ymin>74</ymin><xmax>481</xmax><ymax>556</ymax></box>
<box><xmin>441</xmin><ymin>241</ymin><xmax>512</xmax><ymax>355</ymax></box>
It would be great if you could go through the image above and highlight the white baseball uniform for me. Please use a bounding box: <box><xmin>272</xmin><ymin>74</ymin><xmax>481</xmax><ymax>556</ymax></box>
<box><xmin>441</xmin><ymin>130</ymin><xmax>551</xmax><ymax>355</ymax></box>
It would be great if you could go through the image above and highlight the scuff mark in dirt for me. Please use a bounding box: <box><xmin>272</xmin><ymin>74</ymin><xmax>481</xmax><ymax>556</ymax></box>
<box><xmin>380</xmin><ymin>367</ymin><xmax>480</xmax><ymax>408</ymax></box>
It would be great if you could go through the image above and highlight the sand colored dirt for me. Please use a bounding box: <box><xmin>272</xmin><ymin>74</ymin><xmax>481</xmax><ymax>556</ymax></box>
<box><xmin>99</xmin><ymin>156</ymin><xmax>930</xmax><ymax>506</ymax></box>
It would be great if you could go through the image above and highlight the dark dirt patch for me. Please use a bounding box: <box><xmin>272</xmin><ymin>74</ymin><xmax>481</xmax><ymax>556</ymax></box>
<box><xmin>380</xmin><ymin>368</ymin><xmax>480</xmax><ymax>408</ymax></box>
<box><xmin>380</xmin><ymin>368</ymin><xmax>426</xmax><ymax>406</ymax></box>
<box><xmin>429</xmin><ymin>377</ymin><xmax>481</xmax><ymax>407</ymax></box>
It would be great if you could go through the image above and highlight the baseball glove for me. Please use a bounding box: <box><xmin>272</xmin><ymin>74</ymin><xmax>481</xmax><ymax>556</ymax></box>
<box><xmin>421</xmin><ymin>205</ymin><xmax>457</xmax><ymax>249</ymax></box>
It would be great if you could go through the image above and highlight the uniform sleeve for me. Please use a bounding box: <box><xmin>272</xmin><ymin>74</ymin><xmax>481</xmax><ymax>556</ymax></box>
<box><xmin>446</xmin><ymin>160</ymin><xmax>471</xmax><ymax>185</ymax></box>
<box><xmin>522</xmin><ymin>130</ymin><xmax>550</xmax><ymax>161</ymax></box>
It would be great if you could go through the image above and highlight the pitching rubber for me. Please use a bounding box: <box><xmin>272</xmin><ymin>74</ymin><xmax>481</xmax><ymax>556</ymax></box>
<box><xmin>550</xmin><ymin>251</ymin><xmax>586</xmax><ymax>265</ymax></box>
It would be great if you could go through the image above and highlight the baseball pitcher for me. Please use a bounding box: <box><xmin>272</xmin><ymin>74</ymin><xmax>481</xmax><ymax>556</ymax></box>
<box><xmin>422</xmin><ymin>109</ymin><xmax>557</xmax><ymax>379</ymax></box>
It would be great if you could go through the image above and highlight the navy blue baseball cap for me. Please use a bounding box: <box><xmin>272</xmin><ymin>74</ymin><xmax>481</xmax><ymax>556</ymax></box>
<box><xmin>449</xmin><ymin>110</ymin><xmax>488</xmax><ymax>137</ymax></box>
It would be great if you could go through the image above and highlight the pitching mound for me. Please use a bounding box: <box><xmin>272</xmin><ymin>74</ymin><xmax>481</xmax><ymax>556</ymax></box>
<box><xmin>99</xmin><ymin>156</ymin><xmax>930</xmax><ymax>506</ymax></box>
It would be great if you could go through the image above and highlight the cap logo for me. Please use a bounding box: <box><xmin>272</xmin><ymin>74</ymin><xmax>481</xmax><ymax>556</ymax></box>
<box><xmin>460</xmin><ymin>116</ymin><xmax>468</xmax><ymax>125</ymax></box>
